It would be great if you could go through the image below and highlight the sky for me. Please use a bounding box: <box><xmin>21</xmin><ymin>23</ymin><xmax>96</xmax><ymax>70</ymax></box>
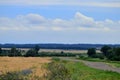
<box><xmin>0</xmin><ymin>0</ymin><xmax>120</xmax><ymax>44</ymax></box>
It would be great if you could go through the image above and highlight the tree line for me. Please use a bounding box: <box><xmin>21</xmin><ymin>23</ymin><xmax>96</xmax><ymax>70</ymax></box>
<box><xmin>0</xmin><ymin>45</ymin><xmax>76</xmax><ymax>57</ymax></box>
<box><xmin>87</xmin><ymin>45</ymin><xmax>120</xmax><ymax>61</ymax></box>
<box><xmin>0</xmin><ymin>45</ymin><xmax>40</xmax><ymax>57</ymax></box>
<box><xmin>0</xmin><ymin>45</ymin><xmax>120</xmax><ymax>61</ymax></box>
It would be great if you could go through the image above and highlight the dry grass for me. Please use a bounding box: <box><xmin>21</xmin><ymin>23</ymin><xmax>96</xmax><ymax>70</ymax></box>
<box><xmin>0</xmin><ymin>57</ymin><xmax>51</xmax><ymax>79</ymax></box>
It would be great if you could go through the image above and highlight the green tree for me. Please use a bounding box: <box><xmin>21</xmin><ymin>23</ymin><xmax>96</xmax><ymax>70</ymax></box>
<box><xmin>34</xmin><ymin>45</ymin><xmax>40</xmax><ymax>54</ymax></box>
<box><xmin>25</xmin><ymin>49</ymin><xmax>36</xmax><ymax>57</ymax></box>
<box><xmin>9</xmin><ymin>47</ymin><xmax>21</xmax><ymax>57</ymax></box>
<box><xmin>0</xmin><ymin>47</ymin><xmax>2</xmax><ymax>54</ymax></box>
<box><xmin>61</xmin><ymin>51</ymin><xmax>64</xmax><ymax>54</ymax></box>
<box><xmin>105</xmin><ymin>47</ymin><xmax>120</xmax><ymax>61</ymax></box>
<box><xmin>87</xmin><ymin>48</ymin><xmax>96</xmax><ymax>57</ymax></box>
<box><xmin>101</xmin><ymin>45</ymin><xmax>111</xmax><ymax>56</ymax></box>
<box><xmin>10</xmin><ymin>47</ymin><xmax>17</xmax><ymax>56</ymax></box>
<box><xmin>25</xmin><ymin>45</ymin><xmax>40</xmax><ymax>57</ymax></box>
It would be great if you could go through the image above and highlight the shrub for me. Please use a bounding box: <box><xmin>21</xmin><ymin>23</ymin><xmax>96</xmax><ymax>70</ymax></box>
<box><xmin>45</xmin><ymin>61</ymin><xmax>72</xmax><ymax>80</ymax></box>
<box><xmin>107</xmin><ymin>48</ymin><xmax>120</xmax><ymax>61</ymax></box>
<box><xmin>25</xmin><ymin>49</ymin><xmax>37</xmax><ymax>57</ymax></box>
<box><xmin>97</xmin><ymin>53</ymin><xmax>105</xmax><ymax>59</ymax></box>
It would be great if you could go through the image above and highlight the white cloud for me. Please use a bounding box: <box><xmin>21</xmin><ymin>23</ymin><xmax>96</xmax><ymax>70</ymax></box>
<box><xmin>0</xmin><ymin>12</ymin><xmax>120</xmax><ymax>44</ymax></box>
<box><xmin>0</xmin><ymin>12</ymin><xmax>120</xmax><ymax>32</ymax></box>
<box><xmin>0</xmin><ymin>0</ymin><xmax>120</xmax><ymax>8</ymax></box>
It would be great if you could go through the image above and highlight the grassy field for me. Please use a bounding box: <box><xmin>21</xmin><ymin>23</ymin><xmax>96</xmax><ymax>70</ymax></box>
<box><xmin>0</xmin><ymin>57</ymin><xmax>120</xmax><ymax>80</ymax></box>
<box><xmin>0</xmin><ymin>57</ymin><xmax>51</xmax><ymax>80</ymax></box>
<box><xmin>46</xmin><ymin>58</ymin><xmax>120</xmax><ymax>80</ymax></box>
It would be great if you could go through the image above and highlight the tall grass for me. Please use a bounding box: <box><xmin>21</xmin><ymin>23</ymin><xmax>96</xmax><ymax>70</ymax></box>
<box><xmin>0</xmin><ymin>57</ymin><xmax>51</xmax><ymax>80</ymax></box>
<box><xmin>45</xmin><ymin>58</ymin><xmax>120</xmax><ymax>80</ymax></box>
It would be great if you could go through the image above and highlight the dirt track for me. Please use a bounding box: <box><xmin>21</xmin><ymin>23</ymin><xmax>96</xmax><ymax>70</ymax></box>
<box><xmin>59</xmin><ymin>57</ymin><xmax>120</xmax><ymax>73</ymax></box>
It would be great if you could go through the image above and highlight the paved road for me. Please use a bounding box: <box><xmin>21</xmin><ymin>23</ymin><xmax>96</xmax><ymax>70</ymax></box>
<box><xmin>59</xmin><ymin>57</ymin><xmax>120</xmax><ymax>73</ymax></box>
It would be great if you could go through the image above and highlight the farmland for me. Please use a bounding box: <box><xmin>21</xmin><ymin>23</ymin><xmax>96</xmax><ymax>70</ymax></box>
<box><xmin>0</xmin><ymin>57</ymin><xmax>120</xmax><ymax>80</ymax></box>
<box><xmin>0</xmin><ymin>57</ymin><xmax>51</xmax><ymax>80</ymax></box>
<box><xmin>2</xmin><ymin>48</ymin><xmax>101</xmax><ymax>54</ymax></box>
<box><xmin>0</xmin><ymin>46</ymin><xmax>120</xmax><ymax>80</ymax></box>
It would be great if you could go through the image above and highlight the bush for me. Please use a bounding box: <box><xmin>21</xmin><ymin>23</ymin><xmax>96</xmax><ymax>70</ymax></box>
<box><xmin>107</xmin><ymin>48</ymin><xmax>120</xmax><ymax>61</ymax></box>
<box><xmin>97</xmin><ymin>53</ymin><xmax>105</xmax><ymax>59</ymax></box>
<box><xmin>91</xmin><ymin>53</ymin><xmax>104</xmax><ymax>59</ymax></box>
<box><xmin>45</xmin><ymin>61</ymin><xmax>72</xmax><ymax>80</ymax></box>
<box><xmin>101</xmin><ymin>45</ymin><xmax>111</xmax><ymax>56</ymax></box>
<box><xmin>79</xmin><ymin>55</ymin><xmax>89</xmax><ymax>60</ymax></box>
<box><xmin>52</xmin><ymin>57</ymin><xmax>60</xmax><ymax>62</ymax></box>
<box><xmin>25</xmin><ymin>49</ymin><xmax>37</xmax><ymax>57</ymax></box>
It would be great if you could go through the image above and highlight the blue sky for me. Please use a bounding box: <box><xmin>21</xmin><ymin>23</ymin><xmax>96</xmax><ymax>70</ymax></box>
<box><xmin>0</xmin><ymin>0</ymin><xmax>120</xmax><ymax>44</ymax></box>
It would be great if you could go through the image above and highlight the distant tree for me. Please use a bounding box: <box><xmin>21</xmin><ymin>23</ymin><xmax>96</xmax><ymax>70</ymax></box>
<box><xmin>25</xmin><ymin>49</ymin><xmax>36</xmax><ymax>57</ymax></box>
<box><xmin>87</xmin><ymin>48</ymin><xmax>96</xmax><ymax>57</ymax></box>
<box><xmin>113</xmin><ymin>47</ymin><xmax>120</xmax><ymax>61</ymax></box>
<box><xmin>106</xmin><ymin>47</ymin><xmax>120</xmax><ymax>61</ymax></box>
<box><xmin>0</xmin><ymin>47</ymin><xmax>2</xmax><ymax>54</ymax></box>
<box><xmin>101</xmin><ymin>45</ymin><xmax>111</xmax><ymax>56</ymax></box>
<box><xmin>25</xmin><ymin>45</ymin><xmax>40</xmax><ymax>57</ymax></box>
<box><xmin>10</xmin><ymin>47</ymin><xmax>17</xmax><ymax>56</ymax></box>
<box><xmin>34</xmin><ymin>45</ymin><xmax>40</xmax><ymax>54</ymax></box>
<box><xmin>9</xmin><ymin>47</ymin><xmax>22</xmax><ymax>57</ymax></box>
<box><xmin>61</xmin><ymin>51</ymin><xmax>64</xmax><ymax>54</ymax></box>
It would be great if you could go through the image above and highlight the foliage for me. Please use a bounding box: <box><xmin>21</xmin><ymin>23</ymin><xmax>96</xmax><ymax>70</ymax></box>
<box><xmin>87</xmin><ymin>48</ymin><xmax>96</xmax><ymax>57</ymax></box>
<box><xmin>92</xmin><ymin>53</ymin><xmax>105</xmax><ymax>59</ymax></box>
<box><xmin>107</xmin><ymin>47</ymin><xmax>120</xmax><ymax>61</ymax></box>
<box><xmin>0</xmin><ymin>47</ymin><xmax>2</xmax><ymax>54</ymax></box>
<box><xmin>34</xmin><ymin>45</ymin><xmax>40</xmax><ymax>54</ymax></box>
<box><xmin>61</xmin><ymin>51</ymin><xmax>64</xmax><ymax>54</ymax></box>
<box><xmin>45</xmin><ymin>59</ymin><xmax>120</xmax><ymax>80</ymax></box>
<box><xmin>52</xmin><ymin>57</ymin><xmax>61</xmax><ymax>61</ymax></box>
<box><xmin>24</xmin><ymin>45</ymin><xmax>40</xmax><ymax>57</ymax></box>
<box><xmin>25</xmin><ymin>49</ymin><xmax>37</xmax><ymax>57</ymax></box>
<box><xmin>8</xmin><ymin>47</ymin><xmax>22</xmax><ymax>57</ymax></box>
<box><xmin>101</xmin><ymin>45</ymin><xmax>111</xmax><ymax>56</ymax></box>
<box><xmin>45</xmin><ymin>60</ymin><xmax>72</xmax><ymax>80</ymax></box>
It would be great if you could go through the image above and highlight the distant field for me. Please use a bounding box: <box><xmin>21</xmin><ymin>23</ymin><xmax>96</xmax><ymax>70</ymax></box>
<box><xmin>40</xmin><ymin>49</ymin><xmax>101</xmax><ymax>53</ymax></box>
<box><xmin>2</xmin><ymin>48</ymin><xmax>101</xmax><ymax>54</ymax></box>
<box><xmin>0</xmin><ymin>57</ymin><xmax>51</xmax><ymax>79</ymax></box>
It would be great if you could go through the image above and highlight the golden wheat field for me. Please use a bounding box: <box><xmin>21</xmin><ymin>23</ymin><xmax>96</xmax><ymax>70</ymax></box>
<box><xmin>0</xmin><ymin>57</ymin><xmax>51</xmax><ymax>79</ymax></box>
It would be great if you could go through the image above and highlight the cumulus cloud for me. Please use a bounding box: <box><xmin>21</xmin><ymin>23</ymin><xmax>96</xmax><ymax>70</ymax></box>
<box><xmin>0</xmin><ymin>12</ymin><xmax>120</xmax><ymax>32</ymax></box>
<box><xmin>0</xmin><ymin>0</ymin><xmax>120</xmax><ymax>7</ymax></box>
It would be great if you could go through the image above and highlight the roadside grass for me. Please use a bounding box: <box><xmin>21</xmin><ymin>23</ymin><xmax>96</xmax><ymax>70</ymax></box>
<box><xmin>45</xmin><ymin>57</ymin><xmax>120</xmax><ymax>80</ymax></box>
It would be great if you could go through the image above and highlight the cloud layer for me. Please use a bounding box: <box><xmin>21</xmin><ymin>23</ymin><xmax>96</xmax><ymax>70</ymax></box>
<box><xmin>0</xmin><ymin>12</ymin><xmax>120</xmax><ymax>44</ymax></box>
<box><xmin>0</xmin><ymin>12</ymin><xmax>120</xmax><ymax>32</ymax></box>
<box><xmin>0</xmin><ymin>0</ymin><xmax>120</xmax><ymax>7</ymax></box>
